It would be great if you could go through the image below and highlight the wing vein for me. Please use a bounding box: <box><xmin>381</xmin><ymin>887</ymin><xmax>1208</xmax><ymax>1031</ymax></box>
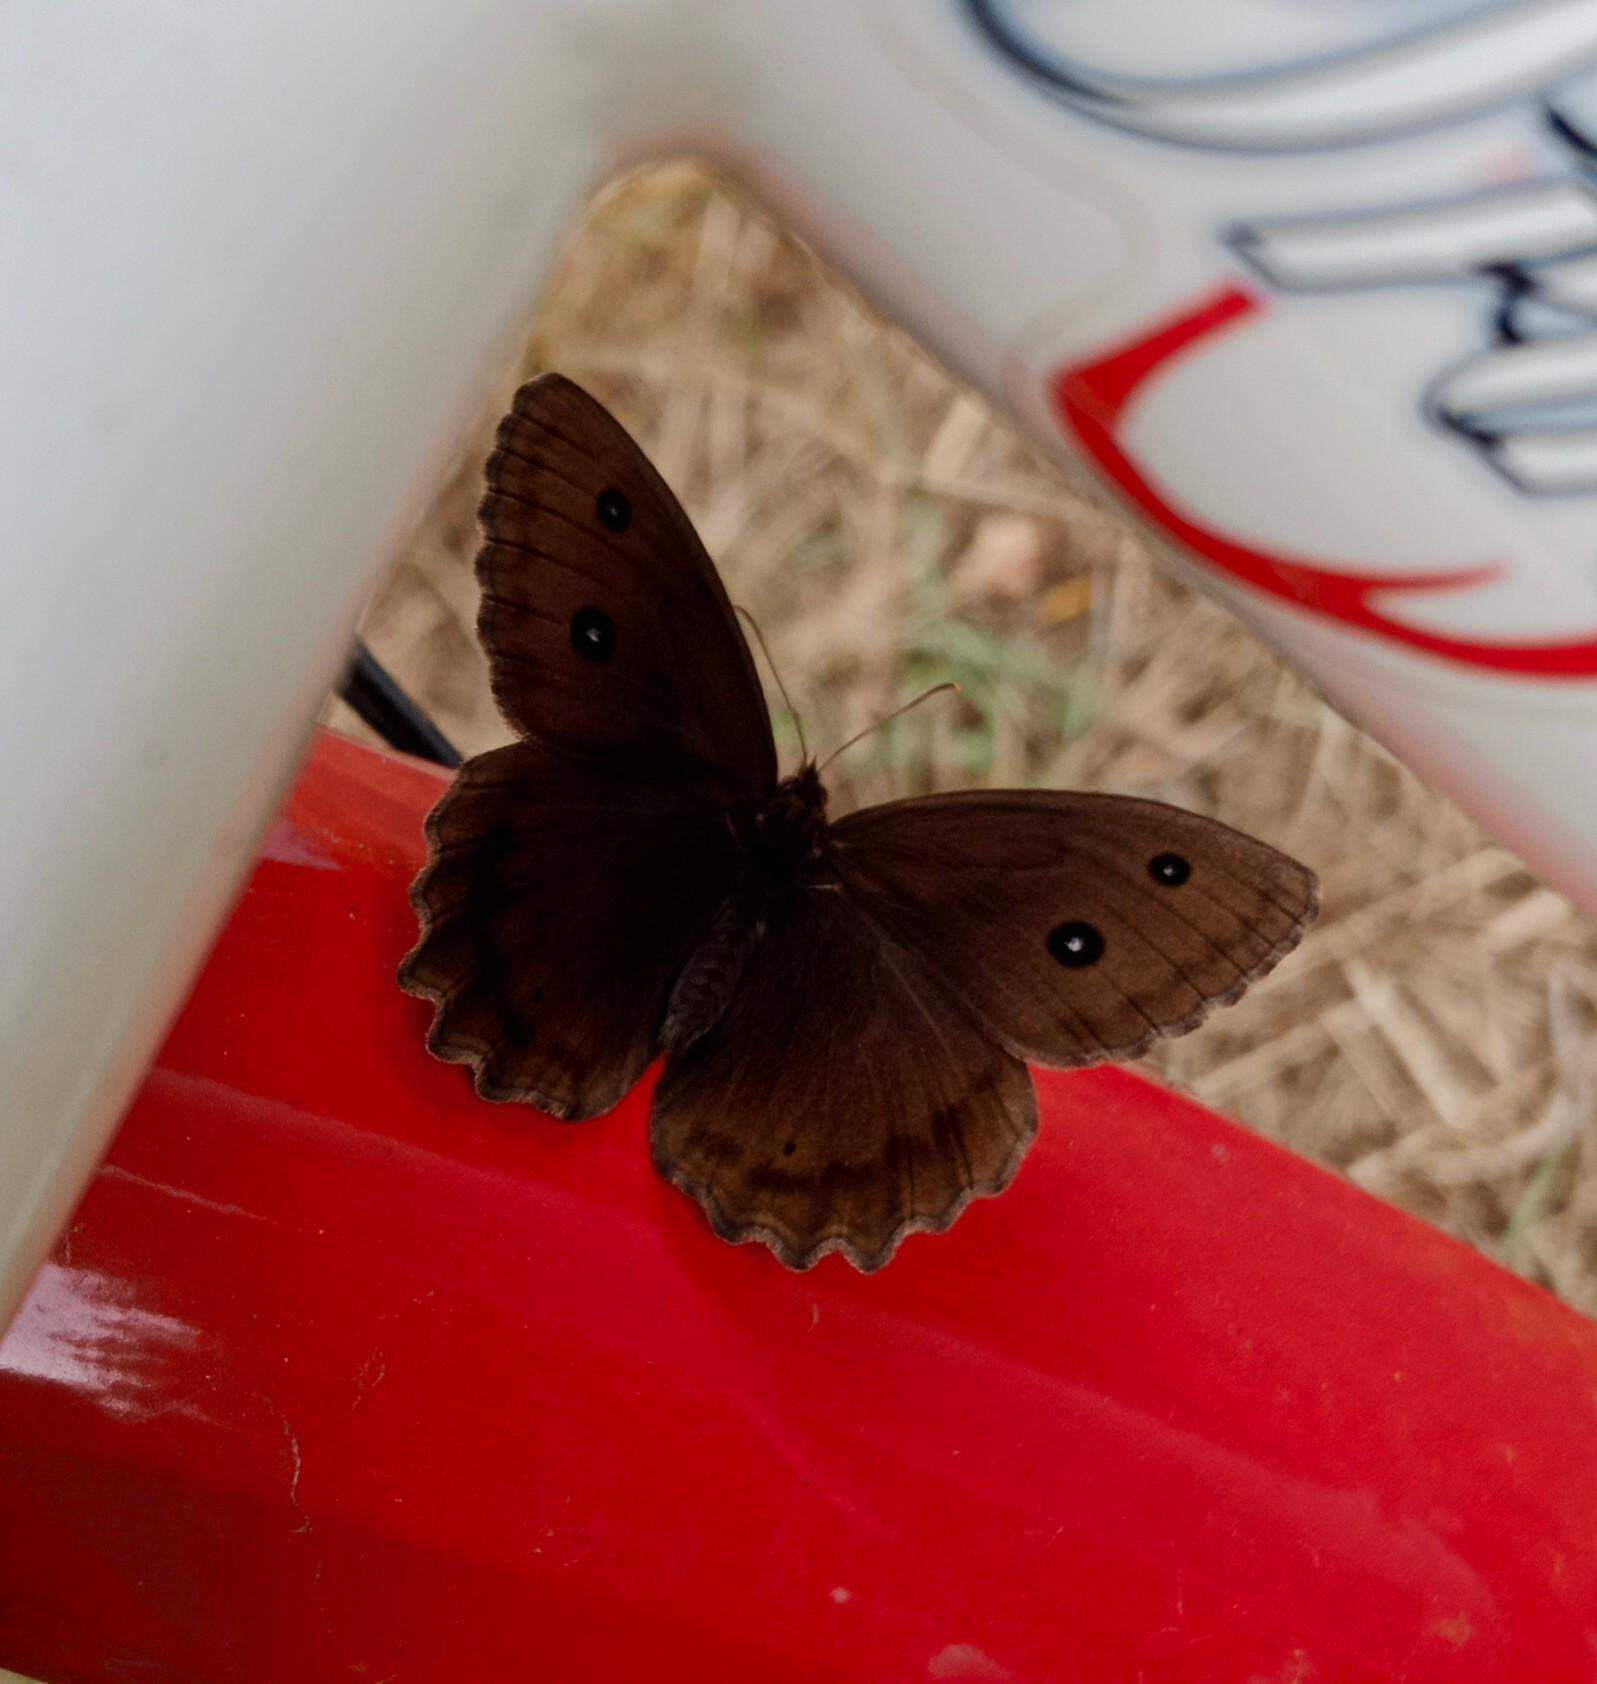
<box><xmin>844</xmin><ymin>856</ymin><xmax>1117</xmax><ymax>1065</ymax></box>
<box><xmin>1069</xmin><ymin>839</ymin><xmax>1300</xmax><ymax>974</ymax></box>
<box><xmin>479</xmin><ymin>539</ymin><xmax>609</xmax><ymax>590</ymax></box>
<box><xmin>840</xmin><ymin>886</ymin><xmax>1028</xmax><ymax>1152</ymax></box>
<box><xmin>488</xmin><ymin>446</ymin><xmax>600</xmax><ymax>503</ymax></box>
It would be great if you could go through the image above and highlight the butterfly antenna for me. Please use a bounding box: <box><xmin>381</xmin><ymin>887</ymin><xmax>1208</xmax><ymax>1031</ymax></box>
<box><xmin>735</xmin><ymin>605</ymin><xmax>808</xmax><ymax>762</ymax></box>
<box><xmin>817</xmin><ymin>682</ymin><xmax>961</xmax><ymax>774</ymax></box>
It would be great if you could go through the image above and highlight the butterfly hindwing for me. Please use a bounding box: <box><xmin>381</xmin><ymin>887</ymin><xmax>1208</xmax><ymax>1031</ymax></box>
<box><xmin>399</xmin><ymin>736</ymin><xmax>743</xmax><ymax>1120</ymax></box>
<box><xmin>477</xmin><ymin>374</ymin><xmax>777</xmax><ymax>797</ymax></box>
<box><xmin>651</xmin><ymin>883</ymin><xmax>1038</xmax><ymax>1271</ymax></box>
<box><xmin>832</xmin><ymin>790</ymin><xmax>1319</xmax><ymax>1069</ymax></box>
<box><xmin>651</xmin><ymin>790</ymin><xmax>1314</xmax><ymax>1271</ymax></box>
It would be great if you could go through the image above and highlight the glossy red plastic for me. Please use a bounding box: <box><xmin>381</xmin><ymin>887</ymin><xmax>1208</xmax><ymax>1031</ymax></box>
<box><xmin>3</xmin><ymin>730</ymin><xmax>1597</xmax><ymax>1683</ymax></box>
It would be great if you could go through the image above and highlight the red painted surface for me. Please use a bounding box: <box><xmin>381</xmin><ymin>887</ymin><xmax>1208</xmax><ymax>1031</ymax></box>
<box><xmin>1051</xmin><ymin>286</ymin><xmax>1597</xmax><ymax>678</ymax></box>
<box><xmin>3</xmin><ymin>729</ymin><xmax>1597</xmax><ymax>1682</ymax></box>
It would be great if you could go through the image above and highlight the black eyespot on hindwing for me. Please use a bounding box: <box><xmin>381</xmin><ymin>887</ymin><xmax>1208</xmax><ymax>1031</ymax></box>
<box><xmin>570</xmin><ymin>606</ymin><xmax>615</xmax><ymax>662</ymax></box>
<box><xmin>1047</xmin><ymin>921</ymin><xmax>1105</xmax><ymax>968</ymax></box>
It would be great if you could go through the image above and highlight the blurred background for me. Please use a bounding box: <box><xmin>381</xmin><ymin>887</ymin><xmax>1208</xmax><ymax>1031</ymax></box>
<box><xmin>330</xmin><ymin>160</ymin><xmax>1597</xmax><ymax>1312</ymax></box>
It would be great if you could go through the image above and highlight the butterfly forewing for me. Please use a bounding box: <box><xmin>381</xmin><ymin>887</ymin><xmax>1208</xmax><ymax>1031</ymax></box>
<box><xmin>401</xmin><ymin>375</ymin><xmax>783</xmax><ymax>1118</ymax></box>
<box><xmin>832</xmin><ymin>791</ymin><xmax>1319</xmax><ymax>1069</ymax></box>
<box><xmin>477</xmin><ymin>374</ymin><xmax>776</xmax><ymax>796</ymax></box>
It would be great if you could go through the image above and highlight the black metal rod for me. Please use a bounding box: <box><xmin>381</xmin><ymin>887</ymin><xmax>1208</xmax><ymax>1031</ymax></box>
<box><xmin>339</xmin><ymin>640</ymin><xmax>462</xmax><ymax>769</ymax></box>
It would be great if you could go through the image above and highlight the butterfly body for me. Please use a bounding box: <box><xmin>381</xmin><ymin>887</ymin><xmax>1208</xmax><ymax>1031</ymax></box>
<box><xmin>659</xmin><ymin>765</ymin><xmax>832</xmax><ymax>1053</ymax></box>
<box><xmin>739</xmin><ymin>763</ymin><xmax>833</xmax><ymax>884</ymax></box>
<box><xmin>400</xmin><ymin>374</ymin><xmax>1318</xmax><ymax>1272</ymax></box>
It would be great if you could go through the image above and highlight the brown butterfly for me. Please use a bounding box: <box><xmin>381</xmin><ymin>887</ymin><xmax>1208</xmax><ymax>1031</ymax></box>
<box><xmin>399</xmin><ymin>374</ymin><xmax>1319</xmax><ymax>1272</ymax></box>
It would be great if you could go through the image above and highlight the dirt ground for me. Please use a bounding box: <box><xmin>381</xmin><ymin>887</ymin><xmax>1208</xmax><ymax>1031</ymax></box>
<box><xmin>333</xmin><ymin>161</ymin><xmax>1597</xmax><ymax>1313</ymax></box>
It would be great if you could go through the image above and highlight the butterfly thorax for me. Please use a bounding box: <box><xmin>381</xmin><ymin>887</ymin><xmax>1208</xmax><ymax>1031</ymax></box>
<box><xmin>741</xmin><ymin>763</ymin><xmax>832</xmax><ymax>887</ymax></box>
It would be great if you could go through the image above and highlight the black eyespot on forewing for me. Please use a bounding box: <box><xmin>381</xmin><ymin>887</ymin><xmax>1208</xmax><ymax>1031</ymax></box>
<box><xmin>595</xmin><ymin>488</ymin><xmax>631</xmax><ymax>533</ymax></box>
<box><xmin>570</xmin><ymin>606</ymin><xmax>615</xmax><ymax>662</ymax></box>
<box><xmin>1047</xmin><ymin>921</ymin><xmax>1104</xmax><ymax>968</ymax></box>
<box><xmin>1149</xmin><ymin>852</ymin><xmax>1190</xmax><ymax>886</ymax></box>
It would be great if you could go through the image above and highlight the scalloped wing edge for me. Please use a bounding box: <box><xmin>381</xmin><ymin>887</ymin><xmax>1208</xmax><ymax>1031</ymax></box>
<box><xmin>1020</xmin><ymin>869</ymin><xmax>1322</xmax><ymax>1072</ymax></box>
<box><xmin>650</xmin><ymin>1078</ymin><xmax>1040</xmax><ymax>1274</ymax></box>
<box><xmin>396</xmin><ymin>778</ymin><xmax>633</xmax><ymax>1122</ymax></box>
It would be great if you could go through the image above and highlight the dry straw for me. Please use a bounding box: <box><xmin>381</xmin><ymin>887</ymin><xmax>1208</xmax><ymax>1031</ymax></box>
<box><xmin>335</xmin><ymin>162</ymin><xmax>1597</xmax><ymax>1312</ymax></box>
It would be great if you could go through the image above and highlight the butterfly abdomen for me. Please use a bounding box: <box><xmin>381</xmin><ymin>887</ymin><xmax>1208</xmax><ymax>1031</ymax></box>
<box><xmin>662</xmin><ymin>769</ymin><xmax>835</xmax><ymax>1053</ymax></box>
<box><xmin>661</xmin><ymin>898</ymin><xmax>760</xmax><ymax>1053</ymax></box>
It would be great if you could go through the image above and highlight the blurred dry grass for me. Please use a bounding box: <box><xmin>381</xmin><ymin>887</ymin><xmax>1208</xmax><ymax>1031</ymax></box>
<box><xmin>335</xmin><ymin>161</ymin><xmax>1597</xmax><ymax>1312</ymax></box>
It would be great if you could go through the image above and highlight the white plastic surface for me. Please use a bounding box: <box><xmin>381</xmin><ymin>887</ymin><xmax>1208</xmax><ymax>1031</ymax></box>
<box><xmin>0</xmin><ymin>0</ymin><xmax>631</xmax><ymax>1320</ymax></box>
<box><xmin>7</xmin><ymin>0</ymin><xmax>1597</xmax><ymax>1323</ymax></box>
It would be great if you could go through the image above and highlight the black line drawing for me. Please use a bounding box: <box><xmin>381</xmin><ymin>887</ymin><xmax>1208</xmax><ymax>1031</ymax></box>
<box><xmin>963</xmin><ymin>0</ymin><xmax>1597</xmax><ymax>154</ymax></box>
<box><xmin>963</xmin><ymin>0</ymin><xmax>1597</xmax><ymax>495</ymax></box>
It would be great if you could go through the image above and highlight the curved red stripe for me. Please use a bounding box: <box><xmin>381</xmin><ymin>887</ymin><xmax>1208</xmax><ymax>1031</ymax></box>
<box><xmin>1050</xmin><ymin>286</ymin><xmax>1597</xmax><ymax>679</ymax></box>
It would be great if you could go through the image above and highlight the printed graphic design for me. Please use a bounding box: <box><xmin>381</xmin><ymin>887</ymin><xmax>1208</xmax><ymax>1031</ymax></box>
<box><xmin>1051</xmin><ymin>289</ymin><xmax>1597</xmax><ymax>676</ymax></box>
<box><xmin>969</xmin><ymin>0</ymin><xmax>1597</xmax><ymax>500</ymax></box>
<box><xmin>965</xmin><ymin>0</ymin><xmax>1597</xmax><ymax>153</ymax></box>
<box><xmin>1230</xmin><ymin>163</ymin><xmax>1597</xmax><ymax>498</ymax></box>
<box><xmin>954</xmin><ymin>0</ymin><xmax>1597</xmax><ymax>671</ymax></box>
